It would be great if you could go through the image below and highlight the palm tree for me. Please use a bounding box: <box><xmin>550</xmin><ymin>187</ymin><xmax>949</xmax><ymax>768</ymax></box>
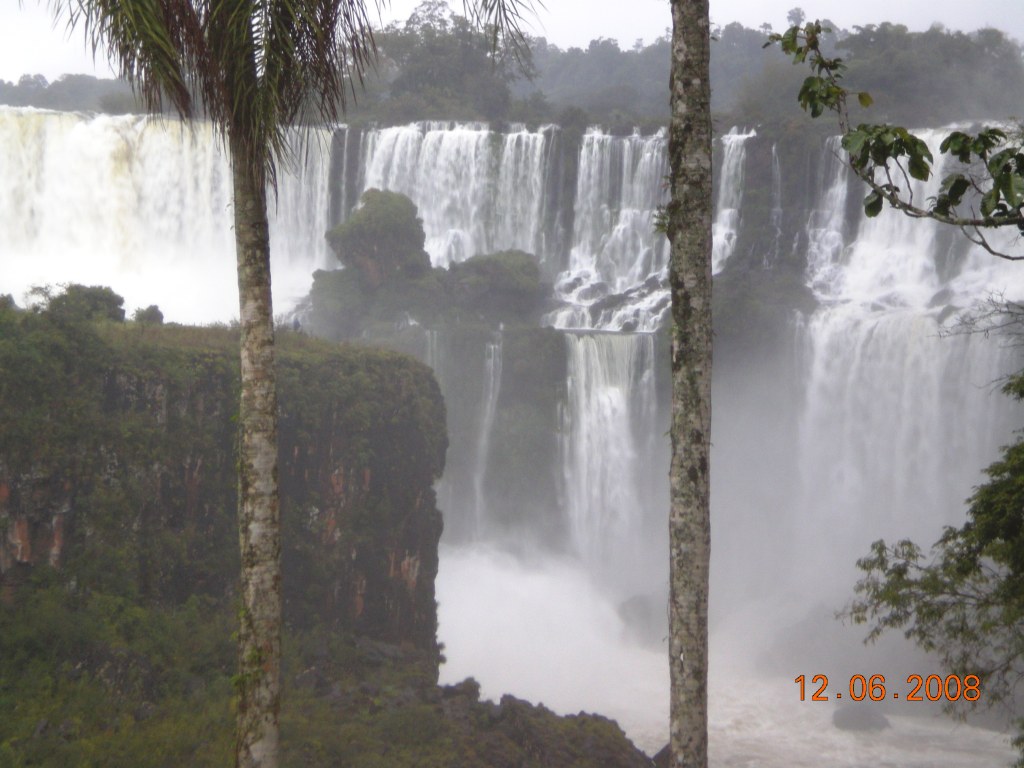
<box><xmin>42</xmin><ymin>2</ymin><xmax>531</xmax><ymax>766</ymax></box>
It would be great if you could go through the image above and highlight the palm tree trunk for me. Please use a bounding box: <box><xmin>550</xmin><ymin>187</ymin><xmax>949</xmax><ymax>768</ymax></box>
<box><xmin>230</xmin><ymin>133</ymin><xmax>282</xmax><ymax>768</ymax></box>
<box><xmin>666</xmin><ymin>0</ymin><xmax>713</xmax><ymax>765</ymax></box>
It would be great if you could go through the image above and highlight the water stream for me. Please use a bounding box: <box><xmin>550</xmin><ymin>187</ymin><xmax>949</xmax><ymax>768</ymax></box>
<box><xmin>2</xmin><ymin>107</ymin><xmax>1020</xmax><ymax>762</ymax></box>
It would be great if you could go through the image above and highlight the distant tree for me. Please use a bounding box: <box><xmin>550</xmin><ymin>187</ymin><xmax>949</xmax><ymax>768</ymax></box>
<box><xmin>132</xmin><ymin>305</ymin><xmax>164</xmax><ymax>325</ymax></box>
<box><xmin>525</xmin><ymin>32</ymin><xmax>670</xmax><ymax>121</ymax></box>
<box><xmin>32</xmin><ymin>284</ymin><xmax>126</xmax><ymax>323</ymax></box>
<box><xmin>772</xmin><ymin>19</ymin><xmax>1024</xmax><ymax>260</ymax></box>
<box><xmin>448</xmin><ymin>249</ymin><xmax>544</xmax><ymax>315</ymax></box>
<box><xmin>377</xmin><ymin>1</ymin><xmax>526</xmax><ymax>121</ymax></box>
<box><xmin>326</xmin><ymin>189</ymin><xmax>431</xmax><ymax>288</ymax></box>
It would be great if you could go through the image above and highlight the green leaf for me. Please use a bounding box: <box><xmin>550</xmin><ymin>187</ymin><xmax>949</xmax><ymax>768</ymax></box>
<box><xmin>908</xmin><ymin>155</ymin><xmax>931</xmax><ymax>182</ymax></box>
<box><xmin>998</xmin><ymin>171</ymin><xmax>1024</xmax><ymax>209</ymax></box>
<box><xmin>864</xmin><ymin>190</ymin><xmax>884</xmax><ymax>217</ymax></box>
<box><xmin>842</xmin><ymin>130</ymin><xmax>867</xmax><ymax>158</ymax></box>
<box><xmin>987</xmin><ymin>148</ymin><xmax>1016</xmax><ymax>177</ymax></box>
<box><xmin>942</xmin><ymin>174</ymin><xmax>970</xmax><ymax>206</ymax></box>
<box><xmin>939</xmin><ymin>131</ymin><xmax>972</xmax><ymax>163</ymax></box>
<box><xmin>981</xmin><ymin>188</ymin><xmax>1000</xmax><ymax>218</ymax></box>
<box><xmin>857</xmin><ymin>91</ymin><xmax>873</xmax><ymax>108</ymax></box>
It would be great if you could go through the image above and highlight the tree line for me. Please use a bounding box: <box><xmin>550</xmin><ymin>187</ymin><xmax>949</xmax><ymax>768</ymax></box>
<box><xmin>7</xmin><ymin>8</ymin><xmax>1024</xmax><ymax>132</ymax></box>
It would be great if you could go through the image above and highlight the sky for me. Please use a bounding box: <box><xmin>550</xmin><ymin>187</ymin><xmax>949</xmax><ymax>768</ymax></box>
<box><xmin>2</xmin><ymin>0</ymin><xmax>1024</xmax><ymax>83</ymax></box>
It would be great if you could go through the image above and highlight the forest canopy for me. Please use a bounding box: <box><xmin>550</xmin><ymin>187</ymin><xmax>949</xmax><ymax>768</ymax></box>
<box><xmin>5</xmin><ymin>5</ymin><xmax>1024</xmax><ymax>131</ymax></box>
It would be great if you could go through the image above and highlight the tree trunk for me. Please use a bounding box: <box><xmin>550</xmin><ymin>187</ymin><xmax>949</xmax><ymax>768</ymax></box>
<box><xmin>666</xmin><ymin>1</ymin><xmax>713</xmax><ymax>766</ymax></box>
<box><xmin>230</xmin><ymin>134</ymin><xmax>282</xmax><ymax>768</ymax></box>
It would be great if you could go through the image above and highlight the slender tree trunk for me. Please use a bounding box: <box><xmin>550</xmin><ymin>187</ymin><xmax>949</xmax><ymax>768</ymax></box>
<box><xmin>230</xmin><ymin>134</ymin><xmax>282</xmax><ymax>768</ymax></box>
<box><xmin>666</xmin><ymin>1</ymin><xmax>713</xmax><ymax>766</ymax></box>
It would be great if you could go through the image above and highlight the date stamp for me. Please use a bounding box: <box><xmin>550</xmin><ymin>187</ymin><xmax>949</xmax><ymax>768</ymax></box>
<box><xmin>795</xmin><ymin>674</ymin><xmax>981</xmax><ymax>703</ymax></box>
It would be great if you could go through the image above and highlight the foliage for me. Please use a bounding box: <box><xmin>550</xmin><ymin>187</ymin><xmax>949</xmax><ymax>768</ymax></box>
<box><xmin>526</xmin><ymin>35</ymin><xmax>670</xmax><ymax>125</ymax></box>
<box><xmin>845</xmin><ymin>372</ymin><xmax>1024</xmax><ymax>762</ymax></box>
<box><xmin>447</xmin><ymin>250</ymin><xmax>544</xmax><ymax>317</ymax></box>
<box><xmin>29</xmin><ymin>284</ymin><xmax>127</xmax><ymax>323</ymax></box>
<box><xmin>314</xmin><ymin>192</ymin><xmax>545</xmax><ymax>338</ymax></box>
<box><xmin>131</xmin><ymin>305</ymin><xmax>164</xmax><ymax>325</ymax></box>
<box><xmin>375</xmin><ymin>2</ymin><xmax>525</xmax><ymax>122</ymax></box>
<box><xmin>0</xmin><ymin>300</ymin><xmax>648</xmax><ymax>768</ymax></box>
<box><xmin>836</xmin><ymin>24</ymin><xmax>1024</xmax><ymax>126</ymax></box>
<box><xmin>0</xmin><ymin>74</ymin><xmax>143</xmax><ymax>113</ymax></box>
<box><xmin>326</xmin><ymin>189</ymin><xmax>432</xmax><ymax>288</ymax></box>
<box><xmin>769</xmin><ymin>20</ymin><xmax>1024</xmax><ymax>260</ymax></box>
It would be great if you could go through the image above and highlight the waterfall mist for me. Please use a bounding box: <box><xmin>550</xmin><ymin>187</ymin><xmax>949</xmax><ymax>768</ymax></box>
<box><xmin>3</xmin><ymin>107</ymin><xmax>1021</xmax><ymax>762</ymax></box>
<box><xmin>0</xmin><ymin>108</ymin><xmax>332</xmax><ymax>322</ymax></box>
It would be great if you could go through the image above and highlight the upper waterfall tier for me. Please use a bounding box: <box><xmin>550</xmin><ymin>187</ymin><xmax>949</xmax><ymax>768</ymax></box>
<box><xmin>0</xmin><ymin>107</ymin><xmax>333</xmax><ymax>323</ymax></box>
<box><xmin>5</xmin><ymin>107</ymin><xmax>1024</xmax><ymax>330</ymax></box>
<box><xmin>358</xmin><ymin>122</ymin><xmax>560</xmax><ymax>271</ymax></box>
<box><xmin>547</xmin><ymin>128</ymin><xmax>670</xmax><ymax>332</ymax></box>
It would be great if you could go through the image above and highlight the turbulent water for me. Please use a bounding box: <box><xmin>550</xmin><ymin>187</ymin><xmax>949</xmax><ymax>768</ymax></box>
<box><xmin>2</xmin><ymin>106</ymin><xmax>1021</xmax><ymax>762</ymax></box>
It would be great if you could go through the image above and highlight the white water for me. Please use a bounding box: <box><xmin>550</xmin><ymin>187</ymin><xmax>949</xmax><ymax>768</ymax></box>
<box><xmin>0</xmin><ymin>107</ymin><xmax>331</xmax><ymax>323</ymax></box>
<box><xmin>472</xmin><ymin>337</ymin><xmax>503</xmax><ymax>536</ymax></box>
<box><xmin>3</xmin><ymin>107</ymin><xmax>1021</xmax><ymax>763</ymax></box>
<box><xmin>765</xmin><ymin>142</ymin><xmax>784</xmax><ymax>267</ymax></box>
<box><xmin>711</xmin><ymin>127</ymin><xmax>755</xmax><ymax>273</ymax></box>
<box><xmin>548</xmin><ymin>128</ymin><xmax>670</xmax><ymax>332</ymax></box>
<box><xmin>561</xmin><ymin>333</ymin><xmax>662</xmax><ymax>594</ymax></box>
<box><xmin>359</xmin><ymin>122</ymin><xmax>554</xmax><ymax>269</ymax></box>
<box><xmin>438</xmin><ymin>127</ymin><xmax>1023</xmax><ymax>765</ymax></box>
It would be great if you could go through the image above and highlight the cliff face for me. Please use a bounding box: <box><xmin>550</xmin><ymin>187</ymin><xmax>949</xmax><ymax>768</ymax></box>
<box><xmin>0</xmin><ymin>303</ymin><xmax>651</xmax><ymax>766</ymax></box>
<box><xmin>0</xmin><ymin>315</ymin><xmax>446</xmax><ymax>654</ymax></box>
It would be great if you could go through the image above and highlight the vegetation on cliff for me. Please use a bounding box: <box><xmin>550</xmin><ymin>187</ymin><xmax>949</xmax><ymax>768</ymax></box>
<box><xmin>0</xmin><ymin>287</ymin><xmax>649</xmax><ymax>767</ymax></box>
<box><xmin>312</xmin><ymin>190</ymin><xmax>547</xmax><ymax>340</ymax></box>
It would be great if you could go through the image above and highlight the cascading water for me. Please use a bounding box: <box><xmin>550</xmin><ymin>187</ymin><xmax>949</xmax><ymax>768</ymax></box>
<box><xmin>472</xmin><ymin>336</ymin><xmax>503</xmax><ymax>536</ymax></box>
<box><xmin>358</xmin><ymin>122</ymin><xmax>556</xmax><ymax>269</ymax></box>
<box><xmin>548</xmin><ymin>128</ymin><xmax>670</xmax><ymax>332</ymax></box>
<box><xmin>709</xmin><ymin>129</ymin><xmax>1024</xmax><ymax>766</ymax></box>
<box><xmin>710</xmin><ymin>127</ymin><xmax>755</xmax><ymax>273</ymax></box>
<box><xmin>562</xmin><ymin>333</ymin><xmax>661</xmax><ymax>593</ymax></box>
<box><xmin>0</xmin><ymin>107</ymin><xmax>332</xmax><ymax>322</ymax></box>
<box><xmin>785</xmin><ymin>131</ymin><xmax>1024</xmax><ymax>598</ymax></box>
<box><xmin>804</xmin><ymin>136</ymin><xmax>850</xmax><ymax>296</ymax></box>
<box><xmin>765</xmin><ymin>142</ymin><xmax>783</xmax><ymax>267</ymax></box>
<box><xmin>5</xmin><ymin>105</ymin><xmax>1023</xmax><ymax>762</ymax></box>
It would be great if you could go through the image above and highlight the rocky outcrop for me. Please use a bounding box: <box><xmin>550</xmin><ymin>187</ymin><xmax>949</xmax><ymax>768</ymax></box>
<box><xmin>0</xmin><ymin>322</ymin><xmax>446</xmax><ymax>655</ymax></box>
<box><xmin>0</xmin><ymin>310</ymin><xmax>650</xmax><ymax>766</ymax></box>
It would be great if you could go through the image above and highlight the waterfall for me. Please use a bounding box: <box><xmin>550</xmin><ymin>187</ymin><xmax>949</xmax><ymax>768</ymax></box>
<box><xmin>359</xmin><ymin>122</ymin><xmax>555</xmax><ymax>269</ymax></box>
<box><xmin>804</xmin><ymin>136</ymin><xmax>850</xmax><ymax>295</ymax></box>
<box><xmin>765</xmin><ymin>143</ymin><xmax>783</xmax><ymax>267</ymax></box>
<box><xmin>710</xmin><ymin>127</ymin><xmax>755</xmax><ymax>273</ymax></box>
<box><xmin>5</xmin><ymin>107</ymin><xmax>1022</xmax><ymax>760</ymax></box>
<box><xmin>562</xmin><ymin>332</ymin><xmax>662</xmax><ymax>593</ymax></box>
<box><xmin>788</xmin><ymin>128</ymin><xmax>1024</xmax><ymax>600</ymax></box>
<box><xmin>0</xmin><ymin>106</ymin><xmax>331</xmax><ymax>323</ymax></box>
<box><xmin>548</xmin><ymin>128</ymin><xmax>670</xmax><ymax>332</ymax></box>
<box><xmin>472</xmin><ymin>336</ymin><xmax>503</xmax><ymax>536</ymax></box>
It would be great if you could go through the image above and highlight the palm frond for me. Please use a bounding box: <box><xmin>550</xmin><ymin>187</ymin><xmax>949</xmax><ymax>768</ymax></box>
<box><xmin>463</xmin><ymin>0</ymin><xmax>541</xmax><ymax>63</ymax></box>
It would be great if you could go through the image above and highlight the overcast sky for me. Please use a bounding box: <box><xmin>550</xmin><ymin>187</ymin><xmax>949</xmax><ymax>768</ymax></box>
<box><xmin>2</xmin><ymin>0</ymin><xmax>1023</xmax><ymax>83</ymax></box>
